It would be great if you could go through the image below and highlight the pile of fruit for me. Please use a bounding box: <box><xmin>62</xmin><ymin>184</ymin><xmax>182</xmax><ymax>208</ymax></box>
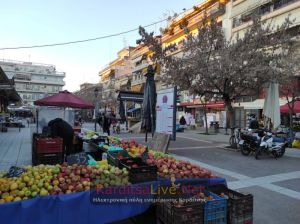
<box><xmin>146</xmin><ymin>156</ymin><xmax>212</xmax><ymax>179</ymax></box>
<box><xmin>0</xmin><ymin>165</ymin><xmax>60</xmax><ymax>203</ymax></box>
<box><xmin>108</xmin><ymin>136</ymin><xmax>121</xmax><ymax>145</ymax></box>
<box><xmin>0</xmin><ymin>162</ymin><xmax>129</xmax><ymax>203</ymax></box>
<box><xmin>118</xmin><ymin>140</ymin><xmax>146</xmax><ymax>157</ymax></box>
<box><xmin>149</xmin><ymin>150</ymin><xmax>171</xmax><ymax>158</ymax></box>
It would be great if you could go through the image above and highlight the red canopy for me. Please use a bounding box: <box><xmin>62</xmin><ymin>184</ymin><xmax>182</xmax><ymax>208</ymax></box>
<box><xmin>34</xmin><ymin>90</ymin><xmax>94</xmax><ymax>109</ymax></box>
<box><xmin>280</xmin><ymin>100</ymin><xmax>300</xmax><ymax>113</ymax></box>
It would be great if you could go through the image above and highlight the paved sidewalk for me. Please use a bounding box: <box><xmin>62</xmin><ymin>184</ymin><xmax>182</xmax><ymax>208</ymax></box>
<box><xmin>0</xmin><ymin>120</ymin><xmax>32</xmax><ymax>171</ymax></box>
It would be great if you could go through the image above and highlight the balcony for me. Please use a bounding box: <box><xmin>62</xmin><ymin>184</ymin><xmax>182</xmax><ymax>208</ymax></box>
<box><xmin>14</xmin><ymin>78</ymin><xmax>65</xmax><ymax>86</ymax></box>
<box><xmin>232</xmin><ymin>0</ymin><xmax>300</xmax><ymax>30</ymax></box>
<box><xmin>132</xmin><ymin>62</ymin><xmax>149</xmax><ymax>73</ymax></box>
<box><xmin>162</xmin><ymin>2</ymin><xmax>226</xmax><ymax>43</ymax></box>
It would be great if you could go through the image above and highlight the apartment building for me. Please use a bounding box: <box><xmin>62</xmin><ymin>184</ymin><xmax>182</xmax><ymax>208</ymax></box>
<box><xmin>74</xmin><ymin>82</ymin><xmax>102</xmax><ymax>121</ymax></box>
<box><xmin>160</xmin><ymin>0</ymin><xmax>230</xmax><ymax>125</ymax></box>
<box><xmin>0</xmin><ymin>60</ymin><xmax>65</xmax><ymax>106</ymax></box>
<box><xmin>98</xmin><ymin>47</ymin><xmax>134</xmax><ymax>111</ymax></box>
<box><xmin>227</xmin><ymin>0</ymin><xmax>300</xmax><ymax>127</ymax></box>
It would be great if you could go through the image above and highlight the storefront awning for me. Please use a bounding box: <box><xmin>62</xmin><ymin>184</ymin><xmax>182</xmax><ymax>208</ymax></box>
<box><xmin>234</xmin><ymin>98</ymin><xmax>291</xmax><ymax>110</ymax></box>
<box><xmin>181</xmin><ymin>101</ymin><xmax>225</xmax><ymax>109</ymax></box>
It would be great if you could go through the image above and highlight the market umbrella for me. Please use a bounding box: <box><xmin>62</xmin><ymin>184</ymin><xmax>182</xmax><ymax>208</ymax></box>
<box><xmin>34</xmin><ymin>90</ymin><xmax>94</xmax><ymax>133</ymax></box>
<box><xmin>142</xmin><ymin>65</ymin><xmax>157</xmax><ymax>142</ymax></box>
<box><xmin>263</xmin><ymin>82</ymin><xmax>281</xmax><ymax>130</ymax></box>
<box><xmin>280</xmin><ymin>99</ymin><xmax>300</xmax><ymax>113</ymax></box>
<box><xmin>34</xmin><ymin>90</ymin><xmax>94</xmax><ymax>109</ymax></box>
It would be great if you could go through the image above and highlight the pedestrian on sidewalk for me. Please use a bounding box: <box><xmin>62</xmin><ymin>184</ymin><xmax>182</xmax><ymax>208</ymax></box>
<box><xmin>103</xmin><ymin>113</ymin><xmax>112</xmax><ymax>136</ymax></box>
<box><xmin>179</xmin><ymin>116</ymin><xmax>187</xmax><ymax>126</ymax></box>
<box><xmin>26</xmin><ymin>117</ymin><xmax>30</xmax><ymax>128</ymax></box>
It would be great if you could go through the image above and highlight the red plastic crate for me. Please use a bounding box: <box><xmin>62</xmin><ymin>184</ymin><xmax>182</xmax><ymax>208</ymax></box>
<box><xmin>35</xmin><ymin>137</ymin><xmax>63</xmax><ymax>153</ymax></box>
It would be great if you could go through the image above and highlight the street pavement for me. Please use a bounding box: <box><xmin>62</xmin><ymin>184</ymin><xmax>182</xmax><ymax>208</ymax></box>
<box><xmin>1</xmin><ymin>122</ymin><xmax>300</xmax><ymax>223</ymax></box>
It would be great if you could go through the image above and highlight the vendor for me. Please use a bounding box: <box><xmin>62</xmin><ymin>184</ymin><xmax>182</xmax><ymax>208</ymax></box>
<box><xmin>48</xmin><ymin>118</ymin><xmax>74</xmax><ymax>158</ymax></box>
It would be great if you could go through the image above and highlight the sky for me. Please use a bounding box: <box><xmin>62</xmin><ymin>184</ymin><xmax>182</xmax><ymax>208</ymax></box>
<box><xmin>0</xmin><ymin>0</ymin><xmax>202</xmax><ymax>91</ymax></box>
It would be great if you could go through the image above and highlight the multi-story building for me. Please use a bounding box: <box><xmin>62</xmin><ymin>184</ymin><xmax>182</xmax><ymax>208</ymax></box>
<box><xmin>99</xmin><ymin>47</ymin><xmax>133</xmax><ymax>111</ymax></box>
<box><xmin>159</xmin><ymin>0</ymin><xmax>230</xmax><ymax>125</ymax></box>
<box><xmin>0</xmin><ymin>60</ymin><xmax>65</xmax><ymax>106</ymax></box>
<box><xmin>227</xmin><ymin>0</ymin><xmax>300</xmax><ymax>127</ymax></box>
<box><xmin>74</xmin><ymin>82</ymin><xmax>102</xmax><ymax>121</ymax></box>
<box><xmin>0</xmin><ymin>67</ymin><xmax>21</xmax><ymax>113</ymax></box>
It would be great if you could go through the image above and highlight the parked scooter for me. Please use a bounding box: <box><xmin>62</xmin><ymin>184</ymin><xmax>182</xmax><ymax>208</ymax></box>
<box><xmin>239</xmin><ymin>129</ymin><xmax>264</xmax><ymax>156</ymax></box>
<box><xmin>255</xmin><ymin>130</ymin><xmax>287</xmax><ymax>160</ymax></box>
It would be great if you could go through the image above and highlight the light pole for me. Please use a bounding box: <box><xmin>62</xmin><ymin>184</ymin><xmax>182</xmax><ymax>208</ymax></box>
<box><xmin>94</xmin><ymin>87</ymin><xmax>99</xmax><ymax>132</ymax></box>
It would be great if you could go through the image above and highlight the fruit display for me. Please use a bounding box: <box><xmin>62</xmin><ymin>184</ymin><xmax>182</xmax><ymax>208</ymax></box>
<box><xmin>149</xmin><ymin>150</ymin><xmax>170</xmax><ymax>158</ymax></box>
<box><xmin>0</xmin><ymin>162</ymin><xmax>129</xmax><ymax>204</ymax></box>
<box><xmin>108</xmin><ymin>136</ymin><xmax>121</xmax><ymax>145</ymax></box>
<box><xmin>118</xmin><ymin>139</ymin><xmax>146</xmax><ymax>157</ymax></box>
<box><xmin>146</xmin><ymin>156</ymin><xmax>212</xmax><ymax>179</ymax></box>
<box><xmin>0</xmin><ymin>165</ymin><xmax>60</xmax><ymax>203</ymax></box>
<box><xmin>81</xmin><ymin>130</ymin><xmax>98</xmax><ymax>139</ymax></box>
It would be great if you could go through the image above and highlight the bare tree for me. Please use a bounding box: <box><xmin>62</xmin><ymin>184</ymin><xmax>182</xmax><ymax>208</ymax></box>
<box><xmin>138</xmin><ymin>14</ymin><xmax>297</xmax><ymax>130</ymax></box>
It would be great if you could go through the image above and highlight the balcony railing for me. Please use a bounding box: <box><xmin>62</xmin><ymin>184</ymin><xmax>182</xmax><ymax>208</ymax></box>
<box><xmin>162</xmin><ymin>2</ymin><xmax>226</xmax><ymax>43</ymax></box>
<box><xmin>132</xmin><ymin>62</ymin><xmax>149</xmax><ymax>73</ymax></box>
<box><xmin>14</xmin><ymin>79</ymin><xmax>65</xmax><ymax>86</ymax></box>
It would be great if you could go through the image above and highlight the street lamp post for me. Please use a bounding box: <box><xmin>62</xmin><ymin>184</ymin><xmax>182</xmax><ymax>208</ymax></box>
<box><xmin>94</xmin><ymin>87</ymin><xmax>99</xmax><ymax>132</ymax></box>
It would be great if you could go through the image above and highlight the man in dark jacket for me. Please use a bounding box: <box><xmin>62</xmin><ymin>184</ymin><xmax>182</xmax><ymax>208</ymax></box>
<box><xmin>249</xmin><ymin>115</ymin><xmax>259</xmax><ymax>130</ymax></box>
<box><xmin>103</xmin><ymin>113</ymin><xmax>112</xmax><ymax>136</ymax></box>
<box><xmin>48</xmin><ymin>118</ymin><xmax>74</xmax><ymax>157</ymax></box>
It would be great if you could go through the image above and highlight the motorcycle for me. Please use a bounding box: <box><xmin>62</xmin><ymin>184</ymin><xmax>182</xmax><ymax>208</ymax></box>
<box><xmin>239</xmin><ymin>129</ymin><xmax>264</xmax><ymax>156</ymax></box>
<box><xmin>255</xmin><ymin>131</ymin><xmax>287</xmax><ymax>160</ymax></box>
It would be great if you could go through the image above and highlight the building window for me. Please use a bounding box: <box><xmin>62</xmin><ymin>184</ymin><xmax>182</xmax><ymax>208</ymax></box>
<box><xmin>26</xmin><ymin>84</ymin><xmax>32</xmax><ymax>90</ymax></box>
<box><xmin>274</xmin><ymin>0</ymin><xmax>297</xmax><ymax>10</ymax></box>
<box><xmin>241</xmin><ymin>12</ymin><xmax>252</xmax><ymax>23</ymax></box>
<box><xmin>232</xmin><ymin>17</ymin><xmax>241</xmax><ymax>28</ymax></box>
<box><xmin>259</xmin><ymin>3</ymin><xmax>271</xmax><ymax>15</ymax></box>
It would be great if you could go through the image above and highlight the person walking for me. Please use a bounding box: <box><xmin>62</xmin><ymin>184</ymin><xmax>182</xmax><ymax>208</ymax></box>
<box><xmin>179</xmin><ymin>115</ymin><xmax>187</xmax><ymax>126</ymax></box>
<box><xmin>103</xmin><ymin>113</ymin><xmax>112</xmax><ymax>136</ymax></box>
<box><xmin>26</xmin><ymin>117</ymin><xmax>30</xmax><ymax>128</ymax></box>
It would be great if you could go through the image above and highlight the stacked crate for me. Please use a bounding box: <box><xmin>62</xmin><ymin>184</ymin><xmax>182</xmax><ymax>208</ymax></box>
<box><xmin>32</xmin><ymin>134</ymin><xmax>63</xmax><ymax>165</ymax></box>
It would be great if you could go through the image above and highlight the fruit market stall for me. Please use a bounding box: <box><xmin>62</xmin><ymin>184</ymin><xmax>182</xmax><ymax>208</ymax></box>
<box><xmin>0</xmin><ymin>135</ymin><xmax>253</xmax><ymax>224</ymax></box>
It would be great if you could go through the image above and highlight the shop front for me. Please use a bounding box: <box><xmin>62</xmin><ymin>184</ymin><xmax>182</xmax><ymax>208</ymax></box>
<box><xmin>179</xmin><ymin>101</ymin><xmax>226</xmax><ymax>128</ymax></box>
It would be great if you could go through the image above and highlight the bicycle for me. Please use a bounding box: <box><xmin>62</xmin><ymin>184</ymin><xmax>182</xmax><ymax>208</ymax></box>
<box><xmin>229</xmin><ymin>126</ymin><xmax>241</xmax><ymax>149</ymax></box>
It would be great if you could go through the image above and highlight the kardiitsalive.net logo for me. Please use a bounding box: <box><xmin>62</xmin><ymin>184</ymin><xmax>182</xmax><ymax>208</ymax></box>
<box><xmin>90</xmin><ymin>178</ymin><xmax>207</xmax><ymax>204</ymax></box>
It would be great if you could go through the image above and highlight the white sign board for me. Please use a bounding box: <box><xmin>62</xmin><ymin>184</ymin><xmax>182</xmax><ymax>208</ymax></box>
<box><xmin>156</xmin><ymin>87</ymin><xmax>176</xmax><ymax>140</ymax></box>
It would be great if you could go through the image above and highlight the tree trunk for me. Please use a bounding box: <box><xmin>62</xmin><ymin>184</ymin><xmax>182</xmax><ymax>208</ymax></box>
<box><xmin>204</xmin><ymin>106</ymin><xmax>209</xmax><ymax>135</ymax></box>
<box><xmin>224</xmin><ymin>98</ymin><xmax>234</xmax><ymax>134</ymax></box>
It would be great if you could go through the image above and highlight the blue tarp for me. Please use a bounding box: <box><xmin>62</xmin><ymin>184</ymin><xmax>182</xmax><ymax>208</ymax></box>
<box><xmin>0</xmin><ymin>177</ymin><xmax>226</xmax><ymax>224</ymax></box>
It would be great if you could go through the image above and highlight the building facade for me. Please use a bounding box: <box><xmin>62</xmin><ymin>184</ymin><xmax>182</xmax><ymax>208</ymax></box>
<box><xmin>96</xmin><ymin>0</ymin><xmax>299</xmax><ymax>127</ymax></box>
<box><xmin>0</xmin><ymin>67</ymin><xmax>21</xmax><ymax>113</ymax></box>
<box><xmin>227</xmin><ymin>0</ymin><xmax>300</xmax><ymax>127</ymax></box>
<box><xmin>99</xmin><ymin>47</ymin><xmax>134</xmax><ymax>111</ymax></box>
<box><xmin>74</xmin><ymin>82</ymin><xmax>102</xmax><ymax>121</ymax></box>
<box><xmin>0</xmin><ymin>60</ymin><xmax>65</xmax><ymax>106</ymax></box>
<box><xmin>160</xmin><ymin>0</ymin><xmax>230</xmax><ymax>126</ymax></box>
